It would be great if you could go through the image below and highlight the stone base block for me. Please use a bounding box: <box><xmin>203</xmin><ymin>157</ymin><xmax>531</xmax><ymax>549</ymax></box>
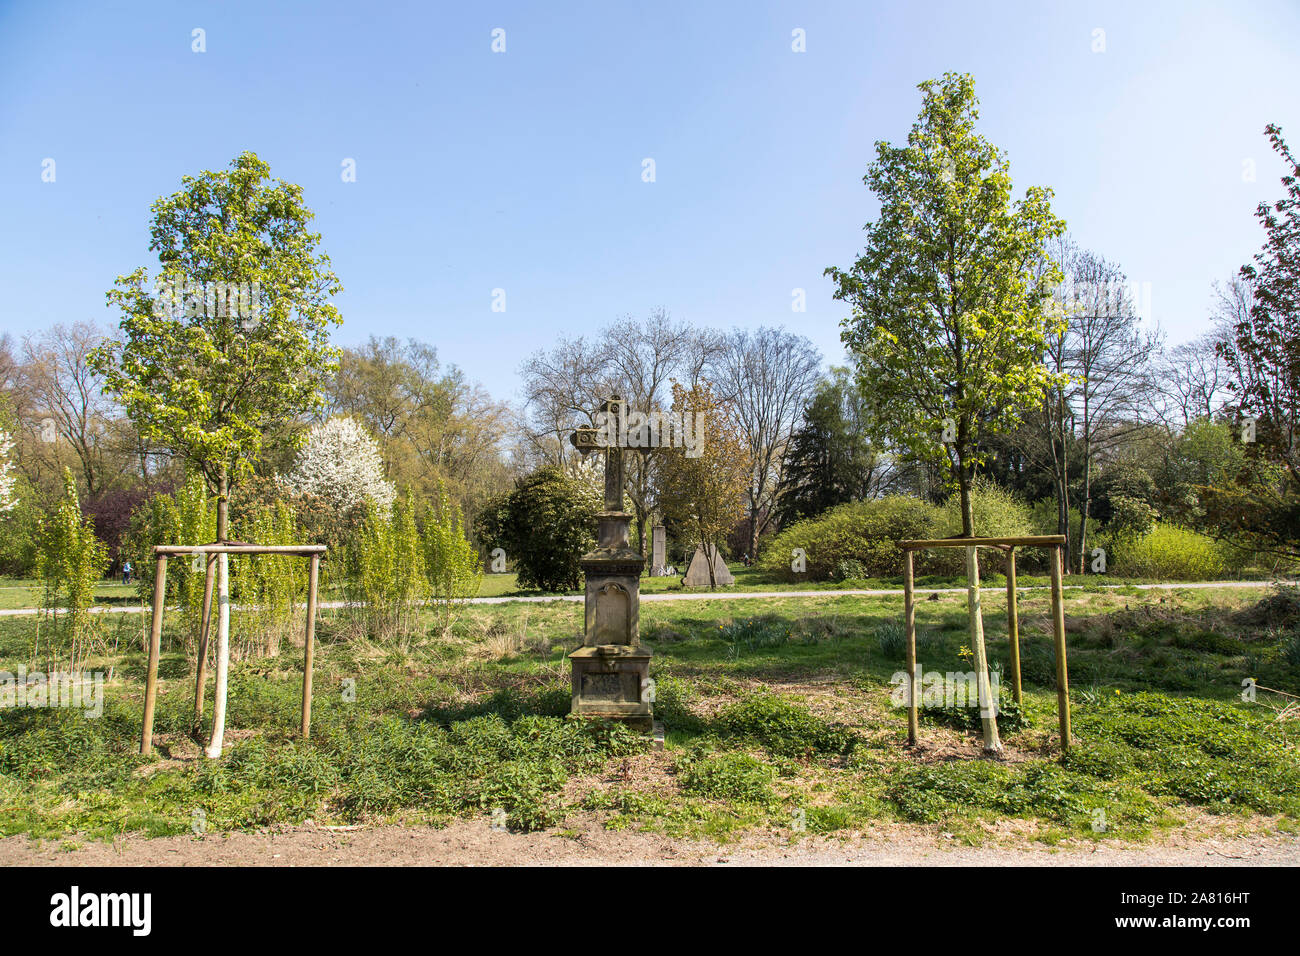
<box><xmin>569</xmin><ymin>644</ymin><xmax>653</xmax><ymax>730</ymax></box>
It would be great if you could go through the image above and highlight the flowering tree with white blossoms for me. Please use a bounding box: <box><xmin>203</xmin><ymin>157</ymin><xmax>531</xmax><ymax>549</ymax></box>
<box><xmin>0</xmin><ymin>431</ymin><xmax>17</xmax><ymax>514</ymax></box>
<box><xmin>287</xmin><ymin>416</ymin><xmax>395</xmax><ymax>515</ymax></box>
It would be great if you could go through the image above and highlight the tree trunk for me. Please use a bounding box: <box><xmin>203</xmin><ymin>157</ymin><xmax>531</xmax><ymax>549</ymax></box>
<box><xmin>203</xmin><ymin>552</ymin><xmax>230</xmax><ymax>758</ymax></box>
<box><xmin>748</xmin><ymin>501</ymin><xmax>759</xmax><ymax>566</ymax></box>
<box><xmin>966</xmin><ymin>545</ymin><xmax>1002</xmax><ymax>753</ymax></box>
<box><xmin>703</xmin><ymin>531</ymin><xmax>717</xmax><ymax>590</ymax></box>
<box><xmin>1077</xmin><ymin>441</ymin><xmax>1092</xmax><ymax>574</ymax></box>
<box><xmin>204</xmin><ymin>467</ymin><xmax>232</xmax><ymax>758</ymax></box>
<box><xmin>958</xmin><ymin>458</ymin><xmax>1001</xmax><ymax>753</ymax></box>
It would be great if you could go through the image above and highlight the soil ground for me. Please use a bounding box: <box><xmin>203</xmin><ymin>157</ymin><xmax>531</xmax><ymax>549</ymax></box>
<box><xmin>3</xmin><ymin>819</ymin><xmax>1297</xmax><ymax>867</ymax></box>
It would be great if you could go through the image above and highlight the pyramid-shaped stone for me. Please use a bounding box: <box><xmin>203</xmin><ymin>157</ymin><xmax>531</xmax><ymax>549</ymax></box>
<box><xmin>681</xmin><ymin>544</ymin><xmax>734</xmax><ymax>587</ymax></box>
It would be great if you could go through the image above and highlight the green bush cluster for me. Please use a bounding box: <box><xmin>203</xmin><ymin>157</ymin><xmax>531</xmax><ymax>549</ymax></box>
<box><xmin>676</xmin><ymin>750</ymin><xmax>776</xmax><ymax>803</ymax></box>
<box><xmin>476</xmin><ymin>466</ymin><xmax>601</xmax><ymax>593</ymax></box>
<box><xmin>1094</xmin><ymin>525</ymin><xmax>1226</xmax><ymax>581</ymax></box>
<box><xmin>759</xmin><ymin>483</ymin><xmax>1036</xmax><ymax>582</ymax></box>
<box><xmin>757</xmin><ymin>496</ymin><xmax>937</xmax><ymax>581</ymax></box>
<box><xmin>715</xmin><ymin>694</ymin><xmax>858</xmax><ymax>757</ymax></box>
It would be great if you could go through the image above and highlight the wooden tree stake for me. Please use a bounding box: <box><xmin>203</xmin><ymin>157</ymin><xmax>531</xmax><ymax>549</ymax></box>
<box><xmin>139</xmin><ymin>555</ymin><xmax>168</xmax><ymax>756</ymax></box>
<box><xmin>1049</xmin><ymin>544</ymin><xmax>1072</xmax><ymax>751</ymax></box>
<box><xmin>300</xmin><ymin>553</ymin><xmax>320</xmax><ymax>739</ymax></box>
<box><xmin>1006</xmin><ymin>547</ymin><xmax>1021</xmax><ymax>705</ymax></box>
<box><xmin>903</xmin><ymin>548</ymin><xmax>918</xmax><ymax>746</ymax></box>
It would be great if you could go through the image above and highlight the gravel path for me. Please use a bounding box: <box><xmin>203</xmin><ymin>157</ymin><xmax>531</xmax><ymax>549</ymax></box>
<box><xmin>0</xmin><ymin>579</ymin><xmax>1282</xmax><ymax>617</ymax></box>
<box><xmin>3</xmin><ymin>821</ymin><xmax>1296</xmax><ymax>867</ymax></box>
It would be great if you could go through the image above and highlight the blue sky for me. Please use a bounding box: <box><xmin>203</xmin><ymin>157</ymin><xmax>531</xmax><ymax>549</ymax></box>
<box><xmin>1</xmin><ymin>0</ymin><xmax>1297</xmax><ymax>405</ymax></box>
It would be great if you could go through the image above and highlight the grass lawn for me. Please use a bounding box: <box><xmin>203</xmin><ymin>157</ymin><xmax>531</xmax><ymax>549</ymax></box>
<box><xmin>2</xmin><ymin>581</ymin><xmax>1299</xmax><ymax>846</ymax></box>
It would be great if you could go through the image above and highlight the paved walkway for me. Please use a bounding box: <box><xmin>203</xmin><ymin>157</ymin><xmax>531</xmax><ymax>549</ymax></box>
<box><xmin>0</xmin><ymin>579</ymin><xmax>1282</xmax><ymax>617</ymax></box>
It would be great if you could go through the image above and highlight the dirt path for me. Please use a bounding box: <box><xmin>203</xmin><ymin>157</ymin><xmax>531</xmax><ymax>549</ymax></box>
<box><xmin>0</xmin><ymin>579</ymin><xmax>1283</xmax><ymax>617</ymax></box>
<box><xmin>4</xmin><ymin>821</ymin><xmax>1297</xmax><ymax>866</ymax></box>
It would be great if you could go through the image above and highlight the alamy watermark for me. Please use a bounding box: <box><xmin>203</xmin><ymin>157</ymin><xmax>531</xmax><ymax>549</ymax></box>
<box><xmin>0</xmin><ymin>667</ymin><xmax>104</xmax><ymax>717</ymax></box>
<box><xmin>146</xmin><ymin>276</ymin><xmax>262</xmax><ymax>327</ymax></box>
<box><xmin>589</xmin><ymin>401</ymin><xmax>706</xmax><ymax>458</ymax></box>
<box><xmin>889</xmin><ymin>665</ymin><xmax>1002</xmax><ymax>718</ymax></box>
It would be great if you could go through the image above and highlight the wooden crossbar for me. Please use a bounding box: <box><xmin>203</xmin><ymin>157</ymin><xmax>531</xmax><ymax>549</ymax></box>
<box><xmin>897</xmin><ymin>535</ymin><xmax>1066</xmax><ymax>550</ymax></box>
<box><xmin>153</xmin><ymin>543</ymin><xmax>328</xmax><ymax>556</ymax></box>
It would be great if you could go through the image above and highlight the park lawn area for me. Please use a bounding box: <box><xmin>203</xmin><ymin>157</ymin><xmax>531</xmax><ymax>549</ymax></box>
<box><xmin>0</xmin><ymin>578</ymin><xmax>141</xmax><ymax>611</ymax></box>
<box><xmin>1</xmin><ymin>583</ymin><xmax>1298</xmax><ymax>846</ymax></box>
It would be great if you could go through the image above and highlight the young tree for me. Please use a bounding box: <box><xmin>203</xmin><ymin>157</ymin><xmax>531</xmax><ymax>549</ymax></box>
<box><xmin>827</xmin><ymin>73</ymin><xmax>1066</xmax><ymax>752</ymax></box>
<box><xmin>34</xmin><ymin>469</ymin><xmax>110</xmax><ymax>671</ymax></box>
<box><xmin>91</xmin><ymin>151</ymin><xmax>342</xmax><ymax>757</ymax></box>
<box><xmin>1210</xmin><ymin>124</ymin><xmax>1300</xmax><ymax>559</ymax></box>
<box><xmin>656</xmin><ymin>383</ymin><xmax>751</xmax><ymax>589</ymax></box>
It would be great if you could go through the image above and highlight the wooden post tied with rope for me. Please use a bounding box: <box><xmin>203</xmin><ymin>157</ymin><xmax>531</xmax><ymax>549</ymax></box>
<box><xmin>894</xmin><ymin>535</ymin><xmax>1071</xmax><ymax>752</ymax></box>
<box><xmin>138</xmin><ymin>542</ymin><xmax>328</xmax><ymax>757</ymax></box>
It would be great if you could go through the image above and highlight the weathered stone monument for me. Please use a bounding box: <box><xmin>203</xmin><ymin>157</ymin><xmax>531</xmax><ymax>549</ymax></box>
<box><xmin>682</xmin><ymin>543</ymin><xmax>735</xmax><ymax>587</ymax></box>
<box><xmin>568</xmin><ymin>397</ymin><xmax>675</xmax><ymax>734</ymax></box>
<box><xmin>650</xmin><ymin>525</ymin><xmax>667</xmax><ymax>576</ymax></box>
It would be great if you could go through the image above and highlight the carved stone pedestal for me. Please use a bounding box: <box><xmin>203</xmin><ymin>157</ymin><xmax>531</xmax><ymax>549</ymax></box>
<box><xmin>569</xmin><ymin>645</ymin><xmax>653</xmax><ymax>731</ymax></box>
<box><xmin>568</xmin><ymin>509</ymin><xmax>657</xmax><ymax>733</ymax></box>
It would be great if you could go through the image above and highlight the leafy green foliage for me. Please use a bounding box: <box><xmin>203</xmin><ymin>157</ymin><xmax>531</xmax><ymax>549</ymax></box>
<box><xmin>421</xmin><ymin>489</ymin><xmax>482</xmax><ymax>619</ymax></box>
<box><xmin>33</xmin><ymin>470</ymin><xmax>110</xmax><ymax>668</ymax></box>
<box><xmin>760</xmin><ymin>483</ymin><xmax>1034</xmax><ymax>581</ymax></box>
<box><xmin>759</xmin><ymin>496</ymin><xmax>936</xmax><ymax>581</ymax></box>
<box><xmin>475</xmin><ymin>466</ymin><xmax>600</xmax><ymax>592</ymax></box>
<box><xmin>676</xmin><ymin>750</ymin><xmax>776</xmax><ymax>803</ymax></box>
<box><xmin>345</xmin><ymin>492</ymin><xmax>429</xmax><ymax>640</ymax></box>
<box><xmin>92</xmin><ymin>151</ymin><xmax>342</xmax><ymax>491</ymax></box>
<box><xmin>1096</xmin><ymin>525</ymin><xmax>1226</xmax><ymax>580</ymax></box>
<box><xmin>715</xmin><ymin>694</ymin><xmax>858</xmax><ymax>757</ymax></box>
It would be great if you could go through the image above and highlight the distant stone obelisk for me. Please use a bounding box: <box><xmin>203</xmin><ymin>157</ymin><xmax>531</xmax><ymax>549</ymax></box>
<box><xmin>650</xmin><ymin>525</ymin><xmax>667</xmax><ymax>576</ymax></box>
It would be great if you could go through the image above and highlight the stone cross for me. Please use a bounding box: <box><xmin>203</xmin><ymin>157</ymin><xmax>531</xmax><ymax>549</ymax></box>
<box><xmin>570</xmin><ymin>396</ymin><xmax>631</xmax><ymax>513</ymax></box>
<box><xmin>565</xmin><ymin>395</ymin><xmax>685</xmax><ymax>739</ymax></box>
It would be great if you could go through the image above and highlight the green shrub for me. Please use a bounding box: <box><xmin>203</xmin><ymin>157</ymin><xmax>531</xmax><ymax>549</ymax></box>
<box><xmin>1098</xmin><ymin>525</ymin><xmax>1225</xmax><ymax>580</ymax></box>
<box><xmin>715</xmin><ymin>694</ymin><xmax>858</xmax><ymax>757</ymax></box>
<box><xmin>421</xmin><ymin>489</ymin><xmax>483</xmax><ymax>620</ymax></box>
<box><xmin>928</xmin><ymin>480</ymin><xmax>1036</xmax><ymax>574</ymax></box>
<box><xmin>33</xmin><ymin>469</ymin><xmax>111</xmax><ymax>668</ymax></box>
<box><xmin>345</xmin><ymin>491</ymin><xmax>429</xmax><ymax>640</ymax></box>
<box><xmin>758</xmin><ymin>496</ymin><xmax>938</xmax><ymax>581</ymax></box>
<box><xmin>676</xmin><ymin>751</ymin><xmax>776</xmax><ymax>803</ymax></box>
<box><xmin>475</xmin><ymin>466</ymin><xmax>601</xmax><ymax>592</ymax></box>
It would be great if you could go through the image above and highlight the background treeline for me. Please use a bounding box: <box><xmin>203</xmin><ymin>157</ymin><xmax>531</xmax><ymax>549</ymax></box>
<box><xmin>3</xmin><ymin>117</ymin><xmax>1298</xmax><ymax>595</ymax></box>
<box><xmin>0</xmin><ymin>273</ymin><xmax>1289</xmax><ymax>587</ymax></box>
